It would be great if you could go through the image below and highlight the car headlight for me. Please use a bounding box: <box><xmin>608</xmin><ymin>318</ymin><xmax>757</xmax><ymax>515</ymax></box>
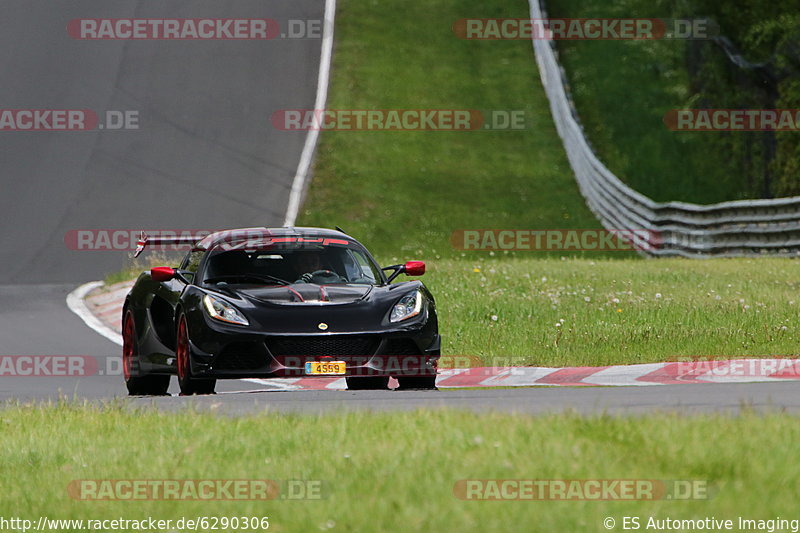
<box><xmin>203</xmin><ymin>294</ymin><xmax>249</xmax><ymax>326</ymax></box>
<box><xmin>390</xmin><ymin>290</ymin><xmax>423</xmax><ymax>323</ymax></box>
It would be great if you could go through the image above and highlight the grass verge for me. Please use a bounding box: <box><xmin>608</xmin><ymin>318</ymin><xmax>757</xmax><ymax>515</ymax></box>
<box><xmin>299</xmin><ymin>0</ymin><xmax>601</xmax><ymax>260</ymax></box>
<box><xmin>429</xmin><ymin>256</ymin><xmax>800</xmax><ymax>366</ymax></box>
<box><xmin>2</xmin><ymin>404</ymin><xmax>798</xmax><ymax>532</ymax></box>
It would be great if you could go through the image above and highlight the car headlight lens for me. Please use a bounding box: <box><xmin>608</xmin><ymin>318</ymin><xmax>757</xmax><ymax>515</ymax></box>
<box><xmin>203</xmin><ymin>294</ymin><xmax>249</xmax><ymax>326</ymax></box>
<box><xmin>390</xmin><ymin>290</ymin><xmax>423</xmax><ymax>323</ymax></box>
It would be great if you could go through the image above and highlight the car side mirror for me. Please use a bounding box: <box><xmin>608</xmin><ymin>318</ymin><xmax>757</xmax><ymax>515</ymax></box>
<box><xmin>151</xmin><ymin>267</ymin><xmax>191</xmax><ymax>284</ymax></box>
<box><xmin>383</xmin><ymin>260</ymin><xmax>426</xmax><ymax>283</ymax></box>
<box><xmin>151</xmin><ymin>267</ymin><xmax>175</xmax><ymax>282</ymax></box>
<box><xmin>404</xmin><ymin>261</ymin><xmax>426</xmax><ymax>276</ymax></box>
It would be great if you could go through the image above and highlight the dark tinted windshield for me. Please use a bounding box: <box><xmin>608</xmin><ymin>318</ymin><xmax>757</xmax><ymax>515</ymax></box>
<box><xmin>201</xmin><ymin>241</ymin><xmax>382</xmax><ymax>285</ymax></box>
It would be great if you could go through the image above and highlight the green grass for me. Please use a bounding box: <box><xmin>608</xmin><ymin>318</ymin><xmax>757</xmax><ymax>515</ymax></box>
<box><xmin>3</xmin><ymin>404</ymin><xmax>800</xmax><ymax>532</ymax></box>
<box><xmin>299</xmin><ymin>0</ymin><xmax>601</xmax><ymax>260</ymax></box>
<box><xmin>104</xmin><ymin>267</ymin><xmax>147</xmax><ymax>286</ymax></box>
<box><xmin>429</xmin><ymin>257</ymin><xmax>800</xmax><ymax>366</ymax></box>
<box><xmin>546</xmin><ymin>0</ymin><xmax>753</xmax><ymax>203</ymax></box>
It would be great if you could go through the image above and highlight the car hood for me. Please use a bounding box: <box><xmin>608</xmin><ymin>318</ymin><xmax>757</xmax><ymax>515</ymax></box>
<box><xmin>193</xmin><ymin>280</ymin><xmax>432</xmax><ymax>334</ymax></box>
<box><xmin>226</xmin><ymin>283</ymin><xmax>373</xmax><ymax>305</ymax></box>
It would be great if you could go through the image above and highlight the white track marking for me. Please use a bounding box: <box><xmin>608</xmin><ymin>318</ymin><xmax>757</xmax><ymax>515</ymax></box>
<box><xmin>479</xmin><ymin>367</ymin><xmax>562</xmax><ymax>387</ymax></box>
<box><xmin>325</xmin><ymin>378</ymin><xmax>347</xmax><ymax>389</ymax></box>
<box><xmin>66</xmin><ymin>281</ymin><xmax>123</xmax><ymax>346</ymax></box>
<box><xmin>283</xmin><ymin>0</ymin><xmax>337</xmax><ymax>227</ymax></box>
<box><xmin>581</xmin><ymin>363</ymin><xmax>668</xmax><ymax>386</ymax></box>
<box><xmin>241</xmin><ymin>378</ymin><xmax>300</xmax><ymax>391</ymax></box>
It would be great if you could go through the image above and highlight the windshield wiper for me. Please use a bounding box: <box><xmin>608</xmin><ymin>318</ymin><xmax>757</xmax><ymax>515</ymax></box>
<box><xmin>204</xmin><ymin>273</ymin><xmax>291</xmax><ymax>286</ymax></box>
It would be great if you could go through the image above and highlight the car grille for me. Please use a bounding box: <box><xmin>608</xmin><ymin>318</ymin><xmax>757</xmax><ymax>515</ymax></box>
<box><xmin>266</xmin><ymin>335</ymin><xmax>380</xmax><ymax>357</ymax></box>
<box><xmin>215</xmin><ymin>342</ymin><xmax>268</xmax><ymax>371</ymax></box>
<box><xmin>379</xmin><ymin>338</ymin><xmax>422</xmax><ymax>355</ymax></box>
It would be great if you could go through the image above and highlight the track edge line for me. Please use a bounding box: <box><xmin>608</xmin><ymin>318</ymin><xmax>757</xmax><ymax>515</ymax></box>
<box><xmin>66</xmin><ymin>280</ymin><xmax>123</xmax><ymax>346</ymax></box>
<box><xmin>283</xmin><ymin>0</ymin><xmax>337</xmax><ymax>227</ymax></box>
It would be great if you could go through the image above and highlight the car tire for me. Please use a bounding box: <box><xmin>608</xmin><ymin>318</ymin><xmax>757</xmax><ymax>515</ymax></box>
<box><xmin>176</xmin><ymin>315</ymin><xmax>216</xmax><ymax>395</ymax></box>
<box><xmin>396</xmin><ymin>376</ymin><xmax>438</xmax><ymax>390</ymax></box>
<box><xmin>123</xmin><ymin>310</ymin><xmax>170</xmax><ymax>396</ymax></box>
<box><xmin>345</xmin><ymin>376</ymin><xmax>390</xmax><ymax>390</ymax></box>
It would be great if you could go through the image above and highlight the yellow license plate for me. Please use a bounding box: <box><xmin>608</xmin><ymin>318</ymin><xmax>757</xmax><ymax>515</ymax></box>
<box><xmin>304</xmin><ymin>361</ymin><xmax>346</xmax><ymax>375</ymax></box>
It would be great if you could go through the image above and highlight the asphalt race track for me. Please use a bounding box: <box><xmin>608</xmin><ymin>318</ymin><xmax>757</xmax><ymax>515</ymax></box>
<box><xmin>118</xmin><ymin>381</ymin><xmax>800</xmax><ymax>415</ymax></box>
<box><xmin>0</xmin><ymin>0</ymin><xmax>320</xmax><ymax>284</ymax></box>
<box><xmin>0</xmin><ymin>1</ymin><xmax>319</xmax><ymax>398</ymax></box>
<box><xmin>1</xmin><ymin>1</ymin><xmax>797</xmax><ymax>413</ymax></box>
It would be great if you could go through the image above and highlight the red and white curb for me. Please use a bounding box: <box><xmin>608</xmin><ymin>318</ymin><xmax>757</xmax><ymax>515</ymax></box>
<box><xmin>68</xmin><ymin>281</ymin><xmax>800</xmax><ymax>390</ymax></box>
<box><xmin>244</xmin><ymin>359</ymin><xmax>800</xmax><ymax>390</ymax></box>
<box><xmin>66</xmin><ymin>280</ymin><xmax>125</xmax><ymax>346</ymax></box>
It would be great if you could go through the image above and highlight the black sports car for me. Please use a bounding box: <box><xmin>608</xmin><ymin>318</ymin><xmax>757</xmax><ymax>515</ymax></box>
<box><xmin>122</xmin><ymin>227</ymin><xmax>440</xmax><ymax>395</ymax></box>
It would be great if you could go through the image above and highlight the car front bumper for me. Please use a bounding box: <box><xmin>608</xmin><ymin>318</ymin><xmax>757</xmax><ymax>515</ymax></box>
<box><xmin>186</xmin><ymin>317</ymin><xmax>440</xmax><ymax>379</ymax></box>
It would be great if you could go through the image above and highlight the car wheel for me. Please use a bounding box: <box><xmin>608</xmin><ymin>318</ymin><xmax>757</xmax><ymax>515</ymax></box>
<box><xmin>396</xmin><ymin>376</ymin><xmax>438</xmax><ymax>390</ymax></box>
<box><xmin>123</xmin><ymin>310</ymin><xmax>169</xmax><ymax>396</ymax></box>
<box><xmin>345</xmin><ymin>376</ymin><xmax>390</xmax><ymax>390</ymax></box>
<box><xmin>176</xmin><ymin>315</ymin><xmax>216</xmax><ymax>395</ymax></box>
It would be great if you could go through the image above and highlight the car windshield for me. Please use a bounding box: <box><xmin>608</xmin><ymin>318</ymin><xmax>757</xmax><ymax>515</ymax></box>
<box><xmin>201</xmin><ymin>240</ymin><xmax>383</xmax><ymax>286</ymax></box>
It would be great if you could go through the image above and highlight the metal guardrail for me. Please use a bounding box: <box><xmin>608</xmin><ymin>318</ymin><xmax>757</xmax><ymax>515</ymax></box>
<box><xmin>529</xmin><ymin>0</ymin><xmax>800</xmax><ymax>257</ymax></box>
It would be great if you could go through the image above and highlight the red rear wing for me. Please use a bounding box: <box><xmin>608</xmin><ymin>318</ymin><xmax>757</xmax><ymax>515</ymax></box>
<box><xmin>133</xmin><ymin>231</ymin><xmax>203</xmax><ymax>258</ymax></box>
